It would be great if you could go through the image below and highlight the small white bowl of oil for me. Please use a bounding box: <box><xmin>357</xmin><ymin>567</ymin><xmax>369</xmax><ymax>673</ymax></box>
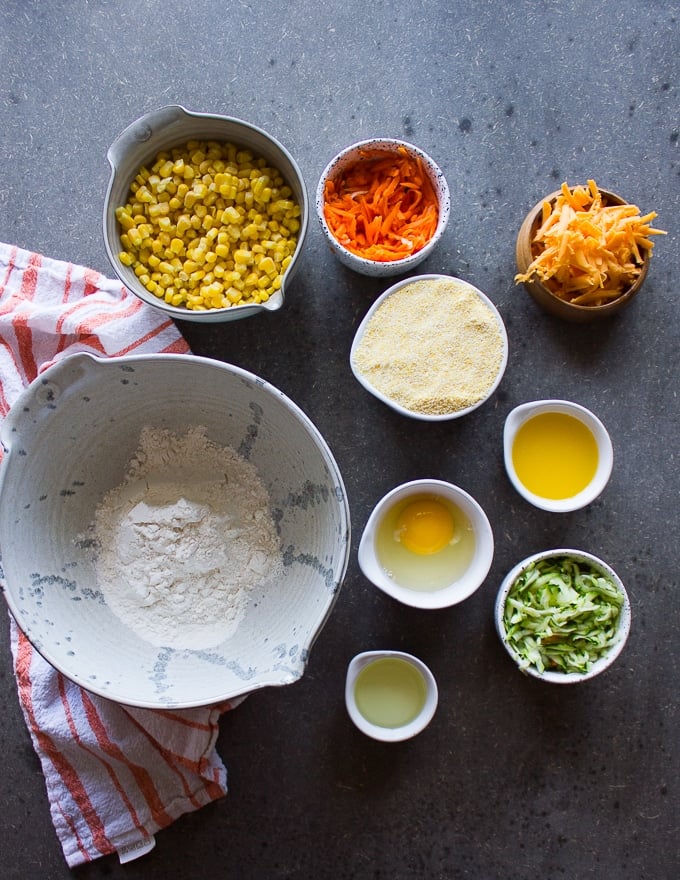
<box><xmin>345</xmin><ymin>650</ymin><xmax>438</xmax><ymax>742</ymax></box>
<box><xmin>503</xmin><ymin>400</ymin><xmax>614</xmax><ymax>513</ymax></box>
<box><xmin>357</xmin><ymin>479</ymin><xmax>494</xmax><ymax>609</ymax></box>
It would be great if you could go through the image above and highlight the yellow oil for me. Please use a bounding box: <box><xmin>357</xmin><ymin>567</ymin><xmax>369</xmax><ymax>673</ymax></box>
<box><xmin>375</xmin><ymin>493</ymin><xmax>475</xmax><ymax>591</ymax></box>
<box><xmin>354</xmin><ymin>657</ymin><xmax>427</xmax><ymax>728</ymax></box>
<box><xmin>512</xmin><ymin>411</ymin><xmax>599</xmax><ymax>500</ymax></box>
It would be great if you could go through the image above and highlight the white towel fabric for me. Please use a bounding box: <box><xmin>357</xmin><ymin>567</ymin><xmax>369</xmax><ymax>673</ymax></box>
<box><xmin>0</xmin><ymin>242</ymin><xmax>241</xmax><ymax>867</ymax></box>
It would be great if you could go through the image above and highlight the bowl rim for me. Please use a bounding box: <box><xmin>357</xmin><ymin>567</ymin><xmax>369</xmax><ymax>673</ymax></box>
<box><xmin>515</xmin><ymin>186</ymin><xmax>650</xmax><ymax>319</ymax></box>
<box><xmin>357</xmin><ymin>478</ymin><xmax>495</xmax><ymax>609</ymax></box>
<box><xmin>494</xmin><ymin>548</ymin><xmax>632</xmax><ymax>683</ymax></box>
<box><xmin>349</xmin><ymin>274</ymin><xmax>509</xmax><ymax>421</ymax></box>
<box><xmin>503</xmin><ymin>398</ymin><xmax>614</xmax><ymax>512</ymax></box>
<box><xmin>345</xmin><ymin>649</ymin><xmax>439</xmax><ymax>742</ymax></box>
<box><xmin>102</xmin><ymin>104</ymin><xmax>310</xmax><ymax>323</ymax></box>
<box><xmin>315</xmin><ymin>137</ymin><xmax>450</xmax><ymax>271</ymax></box>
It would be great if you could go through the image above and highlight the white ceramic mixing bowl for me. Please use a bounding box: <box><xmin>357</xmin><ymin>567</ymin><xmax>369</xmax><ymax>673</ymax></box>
<box><xmin>0</xmin><ymin>353</ymin><xmax>350</xmax><ymax>708</ymax></box>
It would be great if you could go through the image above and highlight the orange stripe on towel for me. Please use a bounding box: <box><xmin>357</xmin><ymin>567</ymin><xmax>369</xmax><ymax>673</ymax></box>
<box><xmin>80</xmin><ymin>691</ymin><xmax>177</xmax><ymax>828</ymax></box>
<box><xmin>14</xmin><ymin>631</ymin><xmax>113</xmax><ymax>858</ymax></box>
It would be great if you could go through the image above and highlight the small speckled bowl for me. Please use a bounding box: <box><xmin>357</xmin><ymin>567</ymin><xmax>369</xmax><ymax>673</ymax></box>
<box><xmin>350</xmin><ymin>274</ymin><xmax>508</xmax><ymax>421</ymax></box>
<box><xmin>103</xmin><ymin>104</ymin><xmax>309</xmax><ymax>323</ymax></box>
<box><xmin>316</xmin><ymin>139</ymin><xmax>450</xmax><ymax>277</ymax></box>
<box><xmin>495</xmin><ymin>549</ymin><xmax>632</xmax><ymax>684</ymax></box>
<box><xmin>516</xmin><ymin>188</ymin><xmax>650</xmax><ymax>322</ymax></box>
<box><xmin>0</xmin><ymin>353</ymin><xmax>350</xmax><ymax>709</ymax></box>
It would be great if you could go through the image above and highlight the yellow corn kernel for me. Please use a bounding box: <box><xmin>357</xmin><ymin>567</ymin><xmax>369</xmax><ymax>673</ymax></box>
<box><xmin>233</xmin><ymin>248</ymin><xmax>251</xmax><ymax>265</ymax></box>
<box><xmin>135</xmin><ymin>186</ymin><xmax>154</xmax><ymax>204</ymax></box>
<box><xmin>258</xmin><ymin>255</ymin><xmax>276</xmax><ymax>276</ymax></box>
<box><xmin>221</xmin><ymin>206</ymin><xmax>241</xmax><ymax>224</ymax></box>
<box><xmin>147</xmin><ymin>201</ymin><xmax>169</xmax><ymax>218</ymax></box>
<box><xmin>115</xmin><ymin>208</ymin><xmax>135</xmax><ymax>231</ymax></box>
<box><xmin>119</xmin><ymin>251</ymin><xmax>134</xmax><ymax>267</ymax></box>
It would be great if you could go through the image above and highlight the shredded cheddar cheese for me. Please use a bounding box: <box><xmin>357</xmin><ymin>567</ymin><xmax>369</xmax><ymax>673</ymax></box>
<box><xmin>515</xmin><ymin>180</ymin><xmax>666</xmax><ymax>305</ymax></box>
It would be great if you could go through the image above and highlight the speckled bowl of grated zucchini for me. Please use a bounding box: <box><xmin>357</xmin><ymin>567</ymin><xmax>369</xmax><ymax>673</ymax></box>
<box><xmin>103</xmin><ymin>105</ymin><xmax>309</xmax><ymax>323</ymax></box>
<box><xmin>495</xmin><ymin>549</ymin><xmax>631</xmax><ymax>683</ymax></box>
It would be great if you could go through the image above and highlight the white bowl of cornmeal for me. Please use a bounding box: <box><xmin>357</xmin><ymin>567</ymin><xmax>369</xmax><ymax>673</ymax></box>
<box><xmin>350</xmin><ymin>274</ymin><xmax>508</xmax><ymax>421</ymax></box>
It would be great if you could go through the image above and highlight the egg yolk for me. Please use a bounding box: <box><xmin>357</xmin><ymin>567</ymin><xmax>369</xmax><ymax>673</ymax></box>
<box><xmin>395</xmin><ymin>498</ymin><xmax>455</xmax><ymax>555</ymax></box>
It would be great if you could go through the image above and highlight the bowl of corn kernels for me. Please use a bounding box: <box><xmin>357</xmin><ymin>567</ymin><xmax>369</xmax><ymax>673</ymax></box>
<box><xmin>103</xmin><ymin>105</ymin><xmax>309</xmax><ymax>322</ymax></box>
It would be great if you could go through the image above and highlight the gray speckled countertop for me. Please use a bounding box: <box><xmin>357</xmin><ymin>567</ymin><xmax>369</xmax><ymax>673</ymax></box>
<box><xmin>1</xmin><ymin>2</ymin><xmax>679</xmax><ymax>878</ymax></box>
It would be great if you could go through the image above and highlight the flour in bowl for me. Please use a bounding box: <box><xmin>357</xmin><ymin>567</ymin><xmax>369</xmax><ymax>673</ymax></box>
<box><xmin>92</xmin><ymin>425</ymin><xmax>282</xmax><ymax>650</ymax></box>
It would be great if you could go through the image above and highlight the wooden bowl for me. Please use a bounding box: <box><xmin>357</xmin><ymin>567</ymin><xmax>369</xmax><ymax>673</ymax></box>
<box><xmin>515</xmin><ymin>188</ymin><xmax>650</xmax><ymax>323</ymax></box>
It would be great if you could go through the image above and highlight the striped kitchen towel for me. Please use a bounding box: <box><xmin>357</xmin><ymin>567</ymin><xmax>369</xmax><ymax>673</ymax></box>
<box><xmin>0</xmin><ymin>242</ymin><xmax>240</xmax><ymax>867</ymax></box>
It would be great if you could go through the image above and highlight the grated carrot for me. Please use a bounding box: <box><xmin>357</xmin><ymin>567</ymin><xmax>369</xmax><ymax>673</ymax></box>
<box><xmin>515</xmin><ymin>179</ymin><xmax>666</xmax><ymax>305</ymax></box>
<box><xmin>323</xmin><ymin>147</ymin><xmax>439</xmax><ymax>262</ymax></box>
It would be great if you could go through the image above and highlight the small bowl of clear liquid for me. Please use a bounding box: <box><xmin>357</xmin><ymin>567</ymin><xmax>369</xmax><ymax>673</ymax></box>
<box><xmin>345</xmin><ymin>650</ymin><xmax>438</xmax><ymax>742</ymax></box>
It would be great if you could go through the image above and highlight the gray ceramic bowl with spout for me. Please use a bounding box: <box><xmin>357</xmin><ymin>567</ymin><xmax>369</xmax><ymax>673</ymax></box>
<box><xmin>103</xmin><ymin>105</ymin><xmax>309</xmax><ymax>323</ymax></box>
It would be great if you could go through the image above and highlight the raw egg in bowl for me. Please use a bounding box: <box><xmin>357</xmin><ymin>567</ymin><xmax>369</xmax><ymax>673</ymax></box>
<box><xmin>358</xmin><ymin>479</ymin><xmax>494</xmax><ymax>609</ymax></box>
<box><xmin>503</xmin><ymin>399</ymin><xmax>613</xmax><ymax>513</ymax></box>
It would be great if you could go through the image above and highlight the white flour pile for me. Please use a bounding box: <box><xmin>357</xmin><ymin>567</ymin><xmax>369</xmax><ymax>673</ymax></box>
<box><xmin>92</xmin><ymin>425</ymin><xmax>282</xmax><ymax>650</ymax></box>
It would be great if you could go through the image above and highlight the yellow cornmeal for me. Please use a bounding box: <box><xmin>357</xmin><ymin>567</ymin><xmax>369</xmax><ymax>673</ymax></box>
<box><xmin>352</xmin><ymin>278</ymin><xmax>505</xmax><ymax>415</ymax></box>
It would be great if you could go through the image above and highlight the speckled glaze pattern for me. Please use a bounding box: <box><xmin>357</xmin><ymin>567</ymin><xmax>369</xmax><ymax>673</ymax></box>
<box><xmin>315</xmin><ymin>139</ymin><xmax>450</xmax><ymax>277</ymax></box>
<box><xmin>0</xmin><ymin>353</ymin><xmax>350</xmax><ymax>708</ymax></box>
<box><xmin>103</xmin><ymin>105</ymin><xmax>310</xmax><ymax>323</ymax></box>
<box><xmin>495</xmin><ymin>549</ymin><xmax>632</xmax><ymax>684</ymax></box>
